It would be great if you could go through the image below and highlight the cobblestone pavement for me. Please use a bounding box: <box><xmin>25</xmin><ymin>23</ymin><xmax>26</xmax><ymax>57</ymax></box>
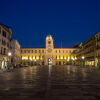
<box><xmin>0</xmin><ymin>65</ymin><xmax>100</xmax><ymax>100</ymax></box>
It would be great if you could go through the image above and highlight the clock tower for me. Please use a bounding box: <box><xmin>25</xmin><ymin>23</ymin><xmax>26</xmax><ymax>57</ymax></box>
<box><xmin>45</xmin><ymin>35</ymin><xmax>54</xmax><ymax>65</ymax></box>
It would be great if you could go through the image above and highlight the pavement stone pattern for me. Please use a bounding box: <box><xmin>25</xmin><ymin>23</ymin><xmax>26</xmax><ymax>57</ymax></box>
<box><xmin>0</xmin><ymin>65</ymin><xmax>100</xmax><ymax>100</ymax></box>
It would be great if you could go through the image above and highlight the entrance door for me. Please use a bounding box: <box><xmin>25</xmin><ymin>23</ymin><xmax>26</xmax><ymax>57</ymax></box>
<box><xmin>48</xmin><ymin>58</ymin><xmax>52</xmax><ymax>65</ymax></box>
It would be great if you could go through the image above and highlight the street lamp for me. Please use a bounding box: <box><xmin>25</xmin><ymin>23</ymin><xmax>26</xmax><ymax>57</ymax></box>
<box><xmin>82</xmin><ymin>56</ymin><xmax>85</xmax><ymax>60</ymax></box>
<box><xmin>30</xmin><ymin>58</ymin><xmax>32</xmax><ymax>66</ymax></box>
<box><xmin>8</xmin><ymin>52</ymin><xmax>12</xmax><ymax>69</ymax></box>
<box><xmin>82</xmin><ymin>56</ymin><xmax>85</xmax><ymax>66</ymax></box>
<box><xmin>8</xmin><ymin>52</ymin><xmax>12</xmax><ymax>56</ymax></box>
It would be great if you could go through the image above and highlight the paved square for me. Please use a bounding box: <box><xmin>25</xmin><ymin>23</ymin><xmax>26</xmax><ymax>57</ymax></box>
<box><xmin>0</xmin><ymin>65</ymin><xmax>100</xmax><ymax>100</ymax></box>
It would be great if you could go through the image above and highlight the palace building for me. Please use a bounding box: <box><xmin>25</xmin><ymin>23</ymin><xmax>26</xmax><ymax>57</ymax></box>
<box><xmin>21</xmin><ymin>35</ymin><xmax>78</xmax><ymax>66</ymax></box>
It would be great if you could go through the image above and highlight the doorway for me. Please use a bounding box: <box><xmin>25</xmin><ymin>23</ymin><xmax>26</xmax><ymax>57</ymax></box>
<box><xmin>48</xmin><ymin>58</ymin><xmax>52</xmax><ymax>65</ymax></box>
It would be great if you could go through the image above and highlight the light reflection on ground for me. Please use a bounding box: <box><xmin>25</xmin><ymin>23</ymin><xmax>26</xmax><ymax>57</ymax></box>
<box><xmin>0</xmin><ymin>65</ymin><xmax>100</xmax><ymax>100</ymax></box>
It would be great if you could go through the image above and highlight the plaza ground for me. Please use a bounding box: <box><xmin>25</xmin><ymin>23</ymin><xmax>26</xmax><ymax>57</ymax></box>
<box><xmin>0</xmin><ymin>65</ymin><xmax>100</xmax><ymax>100</ymax></box>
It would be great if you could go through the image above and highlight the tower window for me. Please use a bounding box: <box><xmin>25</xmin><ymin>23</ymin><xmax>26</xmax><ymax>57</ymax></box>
<box><xmin>48</xmin><ymin>41</ymin><xmax>51</xmax><ymax>44</ymax></box>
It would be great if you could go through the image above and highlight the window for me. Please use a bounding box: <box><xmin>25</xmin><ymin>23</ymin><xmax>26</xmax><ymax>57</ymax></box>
<box><xmin>59</xmin><ymin>50</ymin><xmax>61</xmax><ymax>53</ymax></box>
<box><xmin>56</xmin><ymin>56</ymin><xmax>57</xmax><ymax>59</ymax></box>
<box><xmin>63</xmin><ymin>50</ymin><xmax>64</xmax><ymax>53</ymax></box>
<box><xmin>2</xmin><ymin>30</ymin><xmax>6</xmax><ymax>37</ymax></box>
<box><xmin>4</xmin><ymin>48</ymin><xmax>6</xmax><ymax>54</ymax></box>
<box><xmin>56</xmin><ymin>50</ymin><xmax>57</xmax><ymax>53</ymax></box>
<box><xmin>1</xmin><ymin>47</ymin><xmax>3</xmax><ymax>54</ymax></box>
<box><xmin>21</xmin><ymin>50</ymin><xmax>23</xmax><ymax>53</ymax></box>
<box><xmin>28</xmin><ymin>50</ymin><xmax>30</xmax><ymax>53</ymax></box>
<box><xmin>32</xmin><ymin>50</ymin><xmax>33</xmax><ymax>53</ymax></box>
<box><xmin>39</xmin><ymin>50</ymin><xmax>41</xmax><ymax>53</ymax></box>
<box><xmin>28</xmin><ymin>56</ymin><xmax>29</xmax><ymax>60</ymax></box>
<box><xmin>7</xmin><ymin>43</ymin><xmax>9</xmax><ymax>48</ymax></box>
<box><xmin>48</xmin><ymin>41</ymin><xmax>51</xmax><ymax>44</ymax></box>
<box><xmin>2</xmin><ymin>39</ymin><xmax>6</xmax><ymax>46</ymax></box>
<box><xmin>24</xmin><ymin>50</ymin><xmax>26</xmax><ymax>53</ymax></box>
<box><xmin>42</xmin><ymin>50</ymin><xmax>44</xmax><ymax>53</ymax></box>
<box><xmin>35</xmin><ymin>50</ymin><xmax>37</xmax><ymax>53</ymax></box>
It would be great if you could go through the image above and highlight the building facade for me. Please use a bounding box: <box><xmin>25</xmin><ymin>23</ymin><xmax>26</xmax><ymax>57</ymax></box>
<box><xmin>0</xmin><ymin>24</ymin><xmax>12</xmax><ymax>69</ymax></box>
<box><xmin>77</xmin><ymin>31</ymin><xmax>100</xmax><ymax>67</ymax></box>
<box><xmin>21</xmin><ymin>35</ymin><xmax>78</xmax><ymax>66</ymax></box>
<box><xmin>12</xmin><ymin>40</ymin><xmax>21</xmax><ymax>66</ymax></box>
<box><xmin>95</xmin><ymin>32</ymin><xmax>100</xmax><ymax>67</ymax></box>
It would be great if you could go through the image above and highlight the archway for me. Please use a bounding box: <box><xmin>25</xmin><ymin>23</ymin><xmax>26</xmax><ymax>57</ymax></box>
<box><xmin>48</xmin><ymin>58</ymin><xmax>52</xmax><ymax>65</ymax></box>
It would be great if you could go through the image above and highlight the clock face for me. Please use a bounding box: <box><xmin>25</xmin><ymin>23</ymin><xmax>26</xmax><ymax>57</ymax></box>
<box><xmin>47</xmin><ymin>48</ymin><xmax>52</xmax><ymax>53</ymax></box>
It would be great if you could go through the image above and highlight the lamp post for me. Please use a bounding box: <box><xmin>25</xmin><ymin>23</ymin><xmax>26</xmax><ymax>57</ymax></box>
<box><xmin>30</xmin><ymin>58</ymin><xmax>32</xmax><ymax>66</ymax></box>
<box><xmin>8</xmin><ymin>52</ymin><xmax>12</xmax><ymax>69</ymax></box>
<box><xmin>82</xmin><ymin>56</ymin><xmax>85</xmax><ymax>67</ymax></box>
<box><xmin>72</xmin><ymin>58</ymin><xmax>75</xmax><ymax>65</ymax></box>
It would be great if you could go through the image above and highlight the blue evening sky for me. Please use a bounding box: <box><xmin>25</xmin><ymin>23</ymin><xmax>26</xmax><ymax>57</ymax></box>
<box><xmin>0</xmin><ymin>0</ymin><xmax>100</xmax><ymax>47</ymax></box>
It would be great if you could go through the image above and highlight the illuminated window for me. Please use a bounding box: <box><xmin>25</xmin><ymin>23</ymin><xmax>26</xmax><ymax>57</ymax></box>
<box><xmin>37</xmin><ymin>56</ymin><xmax>39</xmax><ymax>60</ymax></box>
<box><xmin>28</xmin><ymin>56</ymin><xmax>29</xmax><ymax>60</ymax></box>
<box><xmin>33</xmin><ymin>56</ymin><xmax>35</xmax><ymax>60</ymax></box>
<box><xmin>61</xmin><ymin>56</ymin><xmax>63</xmax><ymax>59</ymax></box>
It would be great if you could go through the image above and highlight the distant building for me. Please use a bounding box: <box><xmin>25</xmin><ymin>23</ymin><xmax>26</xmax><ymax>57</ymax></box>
<box><xmin>21</xmin><ymin>35</ymin><xmax>79</xmax><ymax>66</ymax></box>
<box><xmin>0</xmin><ymin>24</ymin><xmax>12</xmax><ymax>69</ymax></box>
<box><xmin>12</xmin><ymin>40</ymin><xmax>21</xmax><ymax>66</ymax></box>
